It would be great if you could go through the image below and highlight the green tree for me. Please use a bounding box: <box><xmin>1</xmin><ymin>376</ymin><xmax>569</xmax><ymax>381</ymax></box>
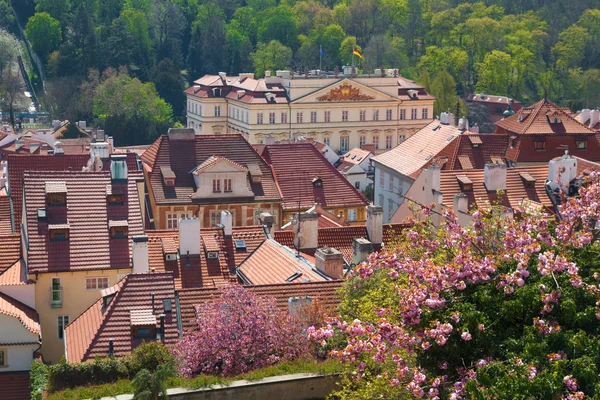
<box><xmin>0</xmin><ymin>30</ymin><xmax>18</xmax><ymax>78</ymax></box>
<box><xmin>131</xmin><ymin>363</ymin><xmax>176</xmax><ymax>400</ymax></box>
<box><xmin>25</xmin><ymin>12</ymin><xmax>62</xmax><ymax>62</ymax></box>
<box><xmin>226</xmin><ymin>20</ymin><xmax>253</xmax><ymax>74</ymax></box>
<box><xmin>0</xmin><ymin>0</ymin><xmax>15</xmax><ymax>30</ymax></box>
<box><xmin>120</xmin><ymin>9</ymin><xmax>154</xmax><ymax>70</ymax></box>
<box><xmin>187</xmin><ymin>2</ymin><xmax>228</xmax><ymax>79</ymax></box>
<box><xmin>475</xmin><ymin>50</ymin><xmax>513</xmax><ymax>96</ymax></box>
<box><xmin>257</xmin><ymin>6</ymin><xmax>299</xmax><ymax>50</ymax></box>
<box><xmin>430</xmin><ymin>70</ymin><xmax>458</xmax><ymax>116</ymax></box>
<box><xmin>552</xmin><ymin>24</ymin><xmax>588</xmax><ymax>70</ymax></box>
<box><xmin>149</xmin><ymin>59</ymin><xmax>184</xmax><ymax>118</ymax></box>
<box><xmin>35</xmin><ymin>0</ymin><xmax>71</xmax><ymax>26</ymax></box>
<box><xmin>581</xmin><ymin>69</ymin><xmax>600</xmax><ymax>108</ymax></box>
<box><xmin>251</xmin><ymin>40</ymin><xmax>292</xmax><ymax>78</ymax></box>
<box><xmin>93</xmin><ymin>71</ymin><xmax>173</xmax><ymax>144</ymax></box>
<box><xmin>339</xmin><ymin>36</ymin><xmax>359</xmax><ymax>66</ymax></box>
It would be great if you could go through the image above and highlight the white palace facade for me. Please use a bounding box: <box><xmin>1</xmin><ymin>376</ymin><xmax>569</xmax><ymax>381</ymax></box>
<box><xmin>185</xmin><ymin>70</ymin><xmax>435</xmax><ymax>154</ymax></box>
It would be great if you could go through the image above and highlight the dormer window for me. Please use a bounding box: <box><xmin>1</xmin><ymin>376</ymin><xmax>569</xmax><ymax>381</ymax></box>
<box><xmin>212</xmin><ymin>179</ymin><xmax>221</xmax><ymax>193</ymax></box>
<box><xmin>46</xmin><ymin>181</ymin><xmax>67</xmax><ymax>206</ymax></box>
<box><xmin>247</xmin><ymin>164</ymin><xmax>263</xmax><ymax>183</ymax></box>
<box><xmin>109</xmin><ymin>220</ymin><xmax>129</xmax><ymax>239</ymax></box>
<box><xmin>160</xmin><ymin>166</ymin><xmax>176</xmax><ymax>187</ymax></box>
<box><xmin>576</xmin><ymin>140</ymin><xmax>588</xmax><ymax>150</ymax></box>
<box><xmin>312</xmin><ymin>177</ymin><xmax>323</xmax><ymax>188</ymax></box>
<box><xmin>519</xmin><ymin>172</ymin><xmax>537</xmax><ymax>188</ymax></box>
<box><xmin>130</xmin><ymin>310</ymin><xmax>157</xmax><ymax>339</ymax></box>
<box><xmin>49</xmin><ymin>223</ymin><xmax>70</xmax><ymax>241</ymax></box>
<box><xmin>468</xmin><ymin>136</ymin><xmax>482</xmax><ymax>148</ymax></box>
<box><xmin>223</xmin><ymin>178</ymin><xmax>232</xmax><ymax>192</ymax></box>
<box><xmin>534</xmin><ymin>141</ymin><xmax>546</xmax><ymax>151</ymax></box>
<box><xmin>456</xmin><ymin>175</ymin><xmax>473</xmax><ymax>192</ymax></box>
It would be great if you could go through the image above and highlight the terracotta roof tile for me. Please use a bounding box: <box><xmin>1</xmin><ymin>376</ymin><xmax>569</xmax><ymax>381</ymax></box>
<box><xmin>0</xmin><ymin>260</ymin><xmax>28</xmax><ymax>285</ymax></box>
<box><xmin>147</xmin><ymin>226</ymin><xmax>267</xmax><ymax>289</ymax></box>
<box><xmin>178</xmin><ymin>280</ymin><xmax>344</xmax><ymax>331</ymax></box>
<box><xmin>0</xmin><ymin>372</ymin><xmax>31</xmax><ymax>400</ymax></box>
<box><xmin>574</xmin><ymin>157</ymin><xmax>600</xmax><ymax>176</ymax></box>
<box><xmin>8</xmin><ymin>154</ymin><xmax>138</xmax><ymax>233</ymax></box>
<box><xmin>65</xmin><ymin>272</ymin><xmax>178</xmax><ymax>363</ymax></box>
<box><xmin>263</xmin><ymin>143</ymin><xmax>368</xmax><ymax>210</ymax></box>
<box><xmin>0</xmin><ymin>292</ymin><xmax>40</xmax><ymax>335</ymax></box>
<box><xmin>444</xmin><ymin>134</ymin><xmax>509</xmax><ymax>170</ymax></box>
<box><xmin>141</xmin><ymin>134</ymin><xmax>281</xmax><ymax>205</ymax></box>
<box><xmin>0</xmin><ymin>235</ymin><xmax>21</xmax><ymax>274</ymax></box>
<box><xmin>438</xmin><ymin>166</ymin><xmax>553</xmax><ymax>213</ymax></box>
<box><xmin>0</xmin><ymin>191</ymin><xmax>13</xmax><ymax>235</ymax></box>
<box><xmin>237</xmin><ymin>239</ymin><xmax>328</xmax><ymax>285</ymax></box>
<box><xmin>23</xmin><ymin>170</ymin><xmax>144</xmax><ymax>274</ymax></box>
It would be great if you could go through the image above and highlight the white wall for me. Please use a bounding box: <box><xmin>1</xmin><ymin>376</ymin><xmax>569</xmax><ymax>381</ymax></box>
<box><xmin>0</xmin><ymin>314</ymin><xmax>38</xmax><ymax>372</ymax></box>
<box><xmin>373</xmin><ymin>164</ymin><xmax>412</xmax><ymax>222</ymax></box>
<box><xmin>0</xmin><ymin>284</ymin><xmax>35</xmax><ymax>309</ymax></box>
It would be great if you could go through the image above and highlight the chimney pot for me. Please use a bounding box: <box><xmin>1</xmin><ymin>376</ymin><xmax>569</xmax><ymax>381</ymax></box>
<box><xmin>315</xmin><ymin>247</ymin><xmax>344</xmax><ymax>279</ymax></box>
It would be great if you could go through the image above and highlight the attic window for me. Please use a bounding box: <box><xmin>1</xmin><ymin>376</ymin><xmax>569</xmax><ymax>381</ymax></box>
<box><xmin>212</xmin><ymin>88</ymin><xmax>221</xmax><ymax>97</ymax></box>
<box><xmin>534</xmin><ymin>141</ymin><xmax>546</xmax><ymax>151</ymax></box>
<box><xmin>286</xmin><ymin>271</ymin><xmax>302</xmax><ymax>282</ymax></box>
<box><xmin>130</xmin><ymin>310</ymin><xmax>157</xmax><ymax>339</ymax></box>
<box><xmin>468</xmin><ymin>136</ymin><xmax>482</xmax><ymax>147</ymax></box>
<box><xmin>160</xmin><ymin>166</ymin><xmax>176</xmax><ymax>187</ymax></box>
<box><xmin>519</xmin><ymin>172</ymin><xmax>537</xmax><ymax>187</ymax></box>
<box><xmin>446</xmin><ymin>135</ymin><xmax>455</xmax><ymax>142</ymax></box>
<box><xmin>207</xmin><ymin>251</ymin><xmax>219</xmax><ymax>260</ymax></box>
<box><xmin>235</xmin><ymin>240</ymin><xmax>247</xmax><ymax>251</ymax></box>
<box><xmin>49</xmin><ymin>224</ymin><xmax>70</xmax><ymax>241</ymax></box>
<box><xmin>312</xmin><ymin>177</ymin><xmax>323</xmax><ymax>188</ymax></box>
<box><xmin>37</xmin><ymin>208</ymin><xmax>47</xmax><ymax>221</ymax></box>
<box><xmin>46</xmin><ymin>182</ymin><xmax>67</xmax><ymax>206</ymax></box>
<box><xmin>576</xmin><ymin>140</ymin><xmax>588</xmax><ymax>150</ymax></box>
<box><xmin>456</xmin><ymin>175</ymin><xmax>473</xmax><ymax>192</ymax></box>
<box><xmin>247</xmin><ymin>163</ymin><xmax>263</xmax><ymax>183</ymax></box>
<box><xmin>109</xmin><ymin>220</ymin><xmax>129</xmax><ymax>239</ymax></box>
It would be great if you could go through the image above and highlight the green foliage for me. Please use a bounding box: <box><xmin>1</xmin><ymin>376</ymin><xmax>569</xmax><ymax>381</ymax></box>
<box><xmin>0</xmin><ymin>0</ymin><xmax>15</xmax><ymax>30</ymax></box>
<box><xmin>25</xmin><ymin>12</ymin><xmax>61</xmax><ymax>62</ymax></box>
<box><xmin>128</xmin><ymin>341</ymin><xmax>177</xmax><ymax>376</ymax></box>
<box><xmin>132</xmin><ymin>364</ymin><xmax>176</xmax><ymax>400</ymax></box>
<box><xmin>30</xmin><ymin>359</ymin><xmax>49</xmax><ymax>400</ymax></box>
<box><xmin>251</xmin><ymin>40</ymin><xmax>292</xmax><ymax>78</ymax></box>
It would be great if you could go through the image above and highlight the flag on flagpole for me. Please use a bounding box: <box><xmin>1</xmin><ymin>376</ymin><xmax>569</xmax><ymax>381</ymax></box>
<box><xmin>353</xmin><ymin>47</ymin><xmax>363</xmax><ymax>59</ymax></box>
<box><xmin>320</xmin><ymin>45</ymin><xmax>326</xmax><ymax>57</ymax></box>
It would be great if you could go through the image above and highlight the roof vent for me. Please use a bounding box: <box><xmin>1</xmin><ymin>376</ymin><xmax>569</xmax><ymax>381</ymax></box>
<box><xmin>312</xmin><ymin>177</ymin><xmax>323</xmax><ymax>188</ymax></box>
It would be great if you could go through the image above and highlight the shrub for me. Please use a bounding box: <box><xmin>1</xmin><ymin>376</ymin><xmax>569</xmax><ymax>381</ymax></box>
<box><xmin>127</xmin><ymin>341</ymin><xmax>177</xmax><ymax>377</ymax></box>
<box><xmin>48</xmin><ymin>357</ymin><xmax>128</xmax><ymax>392</ymax></box>
<box><xmin>132</xmin><ymin>363</ymin><xmax>176</xmax><ymax>400</ymax></box>
<box><xmin>173</xmin><ymin>285</ymin><xmax>309</xmax><ymax>377</ymax></box>
<box><xmin>30</xmin><ymin>359</ymin><xmax>48</xmax><ymax>400</ymax></box>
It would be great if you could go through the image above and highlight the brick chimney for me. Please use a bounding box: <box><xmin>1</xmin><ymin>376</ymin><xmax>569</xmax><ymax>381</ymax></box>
<box><xmin>132</xmin><ymin>235</ymin><xmax>149</xmax><ymax>273</ymax></box>
<box><xmin>366</xmin><ymin>205</ymin><xmax>383</xmax><ymax>245</ymax></box>
<box><xmin>179</xmin><ymin>217</ymin><xmax>201</xmax><ymax>256</ymax></box>
<box><xmin>484</xmin><ymin>163</ymin><xmax>507</xmax><ymax>192</ymax></box>
<box><xmin>352</xmin><ymin>237</ymin><xmax>373</xmax><ymax>265</ymax></box>
<box><xmin>293</xmin><ymin>212</ymin><xmax>318</xmax><ymax>251</ymax></box>
<box><xmin>315</xmin><ymin>247</ymin><xmax>344</xmax><ymax>279</ymax></box>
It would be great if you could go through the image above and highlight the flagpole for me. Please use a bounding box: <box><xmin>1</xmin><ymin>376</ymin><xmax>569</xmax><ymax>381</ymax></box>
<box><xmin>352</xmin><ymin>48</ymin><xmax>355</xmax><ymax>68</ymax></box>
<box><xmin>320</xmin><ymin>45</ymin><xmax>322</xmax><ymax>71</ymax></box>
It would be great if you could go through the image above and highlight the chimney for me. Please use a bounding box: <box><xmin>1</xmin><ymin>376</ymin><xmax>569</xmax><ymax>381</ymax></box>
<box><xmin>53</xmin><ymin>141</ymin><xmax>64</xmax><ymax>155</ymax></box>
<box><xmin>110</xmin><ymin>154</ymin><xmax>128</xmax><ymax>182</ymax></box>
<box><xmin>179</xmin><ymin>217</ymin><xmax>201</xmax><ymax>256</ymax></box>
<box><xmin>259</xmin><ymin>212</ymin><xmax>275</xmax><ymax>234</ymax></box>
<box><xmin>107</xmin><ymin>136</ymin><xmax>114</xmax><ymax>150</ymax></box>
<box><xmin>352</xmin><ymin>237</ymin><xmax>373</xmax><ymax>265</ymax></box>
<box><xmin>428</xmin><ymin>164</ymin><xmax>441</xmax><ymax>192</ymax></box>
<box><xmin>579</xmin><ymin>109</ymin><xmax>591</xmax><ymax>124</ymax></box>
<box><xmin>131</xmin><ymin>235</ymin><xmax>149</xmax><ymax>273</ymax></box>
<box><xmin>293</xmin><ymin>212</ymin><xmax>319</xmax><ymax>251</ymax></box>
<box><xmin>453</xmin><ymin>193</ymin><xmax>468</xmax><ymax>214</ymax></box>
<box><xmin>167</xmin><ymin>128</ymin><xmax>195</xmax><ymax>141</ymax></box>
<box><xmin>265</xmin><ymin>70</ymin><xmax>271</xmax><ymax>77</ymax></box>
<box><xmin>548</xmin><ymin>154</ymin><xmax>578</xmax><ymax>190</ymax></box>
<box><xmin>366</xmin><ymin>205</ymin><xmax>383</xmax><ymax>245</ymax></box>
<box><xmin>315</xmin><ymin>247</ymin><xmax>344</xmax><ymax>279</ymax></box>
<box><xmin>159</xmin><ymin>314</ymin><xmax>165</xmax><ymax>341</ymax></box>
<box><xmin>589</xmin><ymin>109</ymin><xmax>600</xmax><ymax>128</ymax></box>
<box><xmin>484</xmin><ymin>163</ymin><xmax>507</xmax><ymax>191</ymax></box>
<box><xmin>220</xmin><ymin>210</ymin><xmax>233</xmax><ymax>236</ymax></box>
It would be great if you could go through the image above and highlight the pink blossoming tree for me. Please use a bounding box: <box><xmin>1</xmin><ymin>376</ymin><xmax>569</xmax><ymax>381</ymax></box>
<box><xmin>310</xmin><ymin>172</ymin><xmax>600</xmax><ymax>399</ymax></box>
<box><xmin>173</xmin><ymin>286</ymin><xmax>309</xmax><ymax>377</ymax></box>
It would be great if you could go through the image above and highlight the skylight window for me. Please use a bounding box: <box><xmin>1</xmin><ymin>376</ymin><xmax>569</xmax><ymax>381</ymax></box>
<box><xmin>235</xmin><ymin>240</ymin><xmax>247</xmax><ymax>251</ymax></box>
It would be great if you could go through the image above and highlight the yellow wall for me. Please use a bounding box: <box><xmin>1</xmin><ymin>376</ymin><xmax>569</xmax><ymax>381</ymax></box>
<box><xmin>30</xmin><ymin>268</ymin><xmax>131</xmax><ymax>364</ymax></box>
<box><xmin>283</xmin><ymin>206</ymin><xmax>366</xmax><ymax>227</ymax></box>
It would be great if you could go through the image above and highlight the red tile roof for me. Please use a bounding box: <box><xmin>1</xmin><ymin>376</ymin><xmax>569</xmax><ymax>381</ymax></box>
<box><xmin>140</xmin><ymin>134</ymin><xmax>281</xmax><ymax>205</ymax></box>
<box><xmin>7</xmin><ymin>154</ymin><xmax>138</xmax><ymax>233</ymax></box>
<box><xmin>466</xmin><ymin>94</ymin><xmax>522</xmax><ymax>105</ymax></box>
<box><xmin>23</xmin><ymin>170</ymin><xmax>144</xmax><ymax>274</ymax></box>
<box><xmin>147</xmin><ymin>226</ymin><xmax>267</xmax><ymax>289</ymax></box>
<box><xmin>65</xmin><ymin>272</ymin><xmax>178</xmax><ymax>363</ymax></box>
<box><xmin>0</xmin><ymin>292</ymin><xmax>40</xmax><ymax>335</ymax></box>
<box><xmin>574</xmin><ymin>157</ymin><xmax>600</xmax><ymax>176</ymax></box>
<box><xmin>273</xmin><ymin>223</ymin><xmax>409</xmax><ymax>264</ymax></box>
<box><xmin>0</xmin><ymin>260</ymin><xmax>28</xmax><ymax>286</ymax></box>
<box><xmin>0</xmin><ymin>372</ymin><xmax>31</xmax><ymax>400</ymax></box>
<box><xmin>504</xmin><ymin>134</ymin><xmax>600</xmax><ymax>163</ymax></box>
<box><xmin>496</xmin><ymin>99</ymin><xmax>596</xmax><ymax>136</ymax></box>
<box><xmin>0</xmin><ymin>189</ymin><xmax>13</xmax><ymax>235</ymax></box>
<box><xmin>262</xmin><ymin>143</ymin><xmax>368</xmax><ymax>210</ymax></box>
<box><xmin>372</xmin><ymin>120</ymin><xmax>463</xmax><ymax>179</ymax></box>
<box><xmin>0</xmin><ymin>235</ymin><xmax>21</xmax><ymax>274</ymax></box>
<box><xmin>444</xmin><ymin>134</ymin><xmax>509</xmax><ymax>170</ymax></box>
<box><xmin>178</xmin><ymin>280</ymin><xmax>344</xmax><ymax>330</ymax></box>
<box><xmin>237</xmin><ymin>239</ymin><xmax>328</xmax><ymax>285</ymax></box>
<box><xmin>282</xmin><ymin>204</ymin><xmax>348</xmax><ymax>230</ymax></box>
<box><xmin>438</xmin><ymin>166</ymin><xmax>553</xmax><ymax>213</ymax></box>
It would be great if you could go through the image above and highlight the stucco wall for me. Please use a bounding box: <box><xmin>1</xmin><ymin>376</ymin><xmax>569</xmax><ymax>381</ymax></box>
<box><xmin>0</xmin><ymin>314</ymin><xmax>38</xmax><ymax>372</ymax></box>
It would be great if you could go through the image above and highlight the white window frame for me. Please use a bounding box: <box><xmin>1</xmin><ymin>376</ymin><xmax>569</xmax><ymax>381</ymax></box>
<box><xmin>347</xmin><ymin>208</ymin><xmax>357</xmax><ymax>222</ymax></box>
<box><xmin>373</xmin><ymin>135</ymin><xmax>379</xmax><ymax>149</ymax></box>
<box><xmin>269</xmin><ymin>112</ymin><xmax>275</xmax><ymax>124</ymax></box>
<box><xmin>342</xmin><ymin>110</ymin><xmax>348</xmax><ymax>122</ymax></box>
<box><xmin>380</xmin><ymin>172</ymin><xmax>385</xmax><ymax>188</ymax></box>
<box><xmin>257</xmin><ymin>113</ymin><xmax>264</xmax><ymax>124</ymax></box>
<box><xmin>85</xmin><ymin>277</ymin><xmax>109</xmax><ymax>291</ymax></box>
<box><xmin>422</xmin><ymin>108</ymin><xmax>428</xmax><ymax>119</ymax></box>
<box><xmin>359</xmin><ymin>135</ymin><xmax>366</xmax><ymax>146</ymax></box>
<box><xmin>386</xmin><ymin>109</ymin><xmax>392</xmax><ymax>120</ymax></box>
<box><xmin>400</xmin><ymin>109</ymin><xmax>406</xmax><ymax>120</ymax></box>
<box><xmin>340</xmin><ymin>136</ymin><xmax>349</xmax><ymax>152</ymax></box>
<box><xmin>359</xmin><ymin>110</ymin><xmax>366</xmax><ymax>121</ymax></box>
<box><xmin>296</xmin><ymin>112</ymin><xmax>303</xmax><ymax>123</ymax></box>
<box><xmin>51</xmin><ymin>277</ymin><xmax>62</xmax><ymax>308</ymax></box>
<box><xmin>386</xmin><ymin>135</ymin><xmax>393</xmax><ymax>149</ymax></box>
<box><xmin>212</xmin><ymin>178</ymin><xmax>222</xmax><ymax>193</ymax></box>
<box><xmin>411</xmin><ymin>108</ymin><xmax>417</xmax><ymax>119</ymax></box>
<box><xmin>214</xmin><ymin>106</ymin><xmax>221</xmax><ymax>117</ymax></box>
<box><xmin>398</xmin><ymin>134</ymin><xmax>406</xmax><ymax>144</ymax></box>
<box><xmin>57</xmin><ymin>315</ymin><xmax>69</xmax><ymax>340</ymax></box>
<box><xmin>166</xmin><ymin>211</ymin><xmax>192</xmax><ymax>229</ymax></box>
<box><xmin>324</xmin><ymin>111</ymin><xmax>331</xmax><ymax>123</ymax></box>
<box><xmin>323</xmin><ymin>136</ymin><xmax>330</xmax><ymax>146</ymax></box>
<box><xmin>281</xmin><ymin>112</ymin><xmax>288</xmax><ymax>124</ymax></box>
<box><xmin>224</xmin><ymin>178</ymin><xmax>232</xmax><ymax>193</ymax></box>
<box><xmin>373</xmin><ymin>110</ymin><xmax>379</xmax><ymax>121</ymax></box>
<box><xmin>310</xmin><ymin>111</ymin><xmax>317</xmax><ymax>123</ymax></box>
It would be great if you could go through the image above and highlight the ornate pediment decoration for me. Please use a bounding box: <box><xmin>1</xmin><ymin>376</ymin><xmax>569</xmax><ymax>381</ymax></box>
<box><xmin>317</xmin><ymin>83</ymin><xmax>375</xmax><ymax>102</ymax></box>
